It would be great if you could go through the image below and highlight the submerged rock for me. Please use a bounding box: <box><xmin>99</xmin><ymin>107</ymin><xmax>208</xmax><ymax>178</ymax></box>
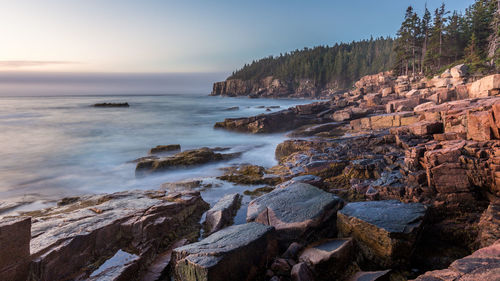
<box><xmin>337</xmin><ymin>200</ymin><xmax>427</xmax><ymax>267</ymax></box>
<box><xmin>247</xmin><ymin>183</ymin><xmax>344</xmax><ymax>242</ymax></box>
<box><xmin>204</xmin><ymin>193</ymin><xmax>242</xmax><ymax>235</ymax></box>
<box><xmin>224</xmin><ymin>106</ymin><xmax>240</xmax><ymax>111</ymax></box>
<box><xmin>172</xmin><ymin>222</ymin><xmax>277</xmax><ymax>281</ymax></box>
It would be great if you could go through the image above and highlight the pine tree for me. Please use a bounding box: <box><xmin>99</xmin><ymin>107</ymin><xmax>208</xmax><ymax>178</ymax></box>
<box><xmin>490</xmin><ymin>0</ymin><xmax>500</xmax><ymax>66</ymax></box>
<box><xmin>421</xmin><ymin>6</ymin><xmax>432</xmax><ymax>73</ymax></box>
<box><xmin>395</xmin><ymin>7</ymin><xmax>415</xmax><ymax>75</ymax></box>
<box><xmin>465</xmin><ymin>0</ymin><xmax>497</xmax><ymax>71</ymax></box>
<box><xmin>425</xmin><ymin>4</ymin><xmax>449</xmax><ymax>73</ymax></box>
<box><xmin>229</xmin><ymin>37</ymin><xmax>395</xmax><ymax>89</ymax></box>
<box><xmin>446</xmin><ymin>11</ymin><xmax>466</xmax><ymax>63</ymax></box>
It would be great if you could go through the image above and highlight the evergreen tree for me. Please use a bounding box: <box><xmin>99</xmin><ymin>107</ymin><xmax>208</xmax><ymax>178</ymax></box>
<box><xmin>490</xmin><ymin>0</ymin><xmax>500</xmax><ymax>66</ymax></box>
<box><xmin>395</xmin><ymin>7</ymin><xmax>414</xmax><ymax>75</ymax></box>
<box><xmin>232</xmin><ymin>0</ymin><xmax>500</xmax><ymax>91</ymax></box>
<box><xmin>229</xmin><ymin>37</ymin><xmax>395</xmax><ymax>89</ymax></box>
<box><xmin>425</xmin><ymin>4</ymin><xmax>449</xmax><ymax>73</ymax></box>
<box><xmin>445</xmin><ymin>11</ymin><xmax>466</xmax><ymax>63</ymax></box>
<box><xmin>465</xmin><ymin>0</ymin><xmax>496</xmax><ymax>68</ymax></box>
<box><xmin>421</xmin><ymin>6</ymin><xmax>432</xmax><ymax>73</ymax></box>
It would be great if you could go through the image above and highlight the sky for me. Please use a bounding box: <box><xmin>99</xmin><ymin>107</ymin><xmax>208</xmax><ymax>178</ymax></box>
<box><xmin>0</xmin><ymin>0</ymin><xmax>475</xmax><ymax>74</ymax></box>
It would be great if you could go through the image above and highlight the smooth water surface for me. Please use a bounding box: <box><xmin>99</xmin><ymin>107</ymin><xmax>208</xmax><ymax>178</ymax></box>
<box><xmin>0</xmin><ymin>94</ymin><xmax>310</xmax><ymax>213</ymax></box>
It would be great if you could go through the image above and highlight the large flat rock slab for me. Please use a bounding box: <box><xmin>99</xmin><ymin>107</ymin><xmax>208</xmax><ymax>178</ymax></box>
<box><xmin>27</xmin><ymin>190</ymin><xmax>209</xmax><ymax>281</ymax></box>
<box><xmin>338</xmin><ymin>200</ymin><xmax>427</xmax><ymax>267</ymax></box>
<box><xmin>247</xmin><ymin>183</ymin><xmax>344</xmax><ymax>242</ymax></box>
<box><xmin>172</xmin><ymin>222</ymin><xmax>277</xmax><ymax>281</ymax></box>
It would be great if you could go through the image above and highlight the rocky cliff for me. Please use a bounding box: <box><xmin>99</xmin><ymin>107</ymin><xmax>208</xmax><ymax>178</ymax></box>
<box><xmin>209</xmin><ymin>65</ymin><xmax>500</xmax><ymax>280</ymax></box>
<box><xmin>211</xmin><ymin>76</ymin><xmax>342</xmax><ymax>99</ymax></box>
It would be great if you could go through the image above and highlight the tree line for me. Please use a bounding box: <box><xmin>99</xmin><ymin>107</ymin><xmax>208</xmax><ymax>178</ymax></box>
<box><xmin>229</xmin><ymin>0</ymin><xmax>500</xmax><ymax>89</ymax></box>
<box><xmin>229</xmin><ymin>38</ymin><xmax>395</xmax><ymax>89</ymax></box>
<box><xmin>394</xmin><ymin>0</ymin><xmax>500</xmax><ymax>76</ymax></box>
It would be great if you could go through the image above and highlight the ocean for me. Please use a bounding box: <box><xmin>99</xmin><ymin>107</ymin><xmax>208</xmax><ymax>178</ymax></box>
<box><xmin>0</xmin><ymin>91</ymin><xmax>311</xmax><ymax>218</ymax></box>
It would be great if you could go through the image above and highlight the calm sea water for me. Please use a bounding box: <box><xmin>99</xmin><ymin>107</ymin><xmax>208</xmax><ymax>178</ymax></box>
<box><xmin>0</xmin><ymin>93</ymin><xmax>311</xmax><ymax>216</ymax></box>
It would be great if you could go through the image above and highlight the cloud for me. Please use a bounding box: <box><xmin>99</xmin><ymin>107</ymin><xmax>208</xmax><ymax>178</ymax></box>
<box><xmin>0</xmin><ymin>60</ymin><xmax>79</xmax><ymax>69</ymax></box>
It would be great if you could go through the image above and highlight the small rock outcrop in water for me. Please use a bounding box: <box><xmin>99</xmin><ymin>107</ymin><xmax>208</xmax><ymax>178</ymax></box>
<box><xmin>135</xmin><ymin>147</ymin><xmax>240</xmax><ymax>175</ymax></box>
<box><xmin>171</xmin><ymin>222</ymin><xmax>277</xmax><ymax>281</ymax></box>
<box><xmin>93</xmin><ymin>102</ymin><xmax>130</xmax><ymax>107</ymax></box>
<box><xmin>214</xmin><ymin>102</ymin><xmax>333</xmax><ymax>133</ymax></box>
<box><xmin>204</xmin><ymin>193</ymin><xmax>242</xmax><ymax>235</ymax></box>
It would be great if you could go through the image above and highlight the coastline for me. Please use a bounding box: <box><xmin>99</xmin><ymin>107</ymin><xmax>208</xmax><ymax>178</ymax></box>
<box><xmin>0</xmin><ymin>94</ymin><xmax>314</xmax><ymax>218</ymax></box>
<box><xmin>2</xmin><ymin>67</ymin><xmax>500</xmax><ymax>280</ymax></box>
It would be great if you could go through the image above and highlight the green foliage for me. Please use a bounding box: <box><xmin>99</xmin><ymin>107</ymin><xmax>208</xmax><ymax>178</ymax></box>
<box><xmin>228</xmin><ymin>0</ymin><xmax>499</xmax><ymax>89</ymax></box>
<box><xmin>395</xmin><ymin>0</ymin><xmax>498</xmax><ymax>76</ymax></box>
<box><xmin>394</xmin><ymin>6</ymin><xmax>422</xmax><ymax>75</ymax></box>
<box><xmin>229</xmin><ymin>37</ymin><xmax>395</xmax><ymax>88</ymax></box>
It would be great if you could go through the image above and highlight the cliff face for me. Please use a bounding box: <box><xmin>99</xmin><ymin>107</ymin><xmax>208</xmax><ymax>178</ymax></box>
<box><xmin>211</xmin><ymin>76</ymin><xmax>339</xmax><ymax>99</ymax></box>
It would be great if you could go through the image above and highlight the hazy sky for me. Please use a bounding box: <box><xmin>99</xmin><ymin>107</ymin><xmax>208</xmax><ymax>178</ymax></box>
<box><xmin>0</xmin><ymin>0</ymin><xmax>475</xmax><ymax>73</ymax></box>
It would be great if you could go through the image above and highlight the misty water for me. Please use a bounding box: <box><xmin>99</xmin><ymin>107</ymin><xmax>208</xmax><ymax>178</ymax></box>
<box><xmin>0</xmin><ymin>92</ymin><xmax>312</xmax><ymax>218</ymax></box>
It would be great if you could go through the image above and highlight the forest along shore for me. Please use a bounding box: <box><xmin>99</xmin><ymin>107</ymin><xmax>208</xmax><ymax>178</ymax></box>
<box><xmin>2</xmin><ymin>66</ymin><xmax>500</xmax><ymax>281</ymax></box>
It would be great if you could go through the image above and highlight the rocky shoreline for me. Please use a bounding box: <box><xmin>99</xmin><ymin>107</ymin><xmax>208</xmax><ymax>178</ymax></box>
<box><xmin>2</xmin><ymin>65</ymin><xmax>500</xmax><ymax>280</ymax></box>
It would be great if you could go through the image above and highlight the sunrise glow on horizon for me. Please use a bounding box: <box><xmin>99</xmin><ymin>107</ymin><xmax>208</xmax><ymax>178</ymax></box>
<box><xmin>0</xmin><ymin>0</ymin><xmax>475</xmax><ymax>73</ymax></box>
